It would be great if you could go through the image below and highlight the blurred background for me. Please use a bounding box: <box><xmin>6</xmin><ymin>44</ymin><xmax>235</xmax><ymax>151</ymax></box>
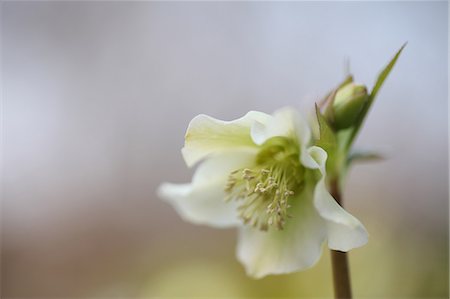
<box><xmin>2</xmin><ymin>2</ymin><xmax>448</xmax><ymax>298</ymax></box>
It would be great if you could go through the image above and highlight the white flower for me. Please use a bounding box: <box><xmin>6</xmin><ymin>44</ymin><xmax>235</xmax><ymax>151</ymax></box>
<box><xmin>158</xmin><ymin>107</ymin><xmax>368</xmax><ymax>278</ymax></box>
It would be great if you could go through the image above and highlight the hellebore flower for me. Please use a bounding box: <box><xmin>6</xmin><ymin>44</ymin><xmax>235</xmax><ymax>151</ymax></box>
<box><xmin>158</xmin><ymin>107</ymin><xmax>368</xmax><ymax>278</ymax></box>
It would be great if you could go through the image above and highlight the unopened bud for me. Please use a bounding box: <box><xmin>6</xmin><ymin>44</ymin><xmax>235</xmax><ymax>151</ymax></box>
<box><xmin>332</xmin><ymin>82</ymin><xmax>368</xmax><ymax>130</ymax></box>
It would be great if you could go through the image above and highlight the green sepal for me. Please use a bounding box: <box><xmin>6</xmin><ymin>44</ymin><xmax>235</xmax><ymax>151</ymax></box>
<box><xmin>314</xmin><ymin>104</ymin><xmax>340</xmax><ymax>178</ymax></box>
<box><xmin>315</xmin><ymin>104</ymin><xmax>337</xmax><ymax>150</ymax></box>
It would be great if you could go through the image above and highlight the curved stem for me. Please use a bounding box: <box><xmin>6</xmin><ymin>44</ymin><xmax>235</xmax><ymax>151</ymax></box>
<box><xmin>330</xmin><ymin>179</ymin><xmax>352</xmax><ymax>299</ymax></box>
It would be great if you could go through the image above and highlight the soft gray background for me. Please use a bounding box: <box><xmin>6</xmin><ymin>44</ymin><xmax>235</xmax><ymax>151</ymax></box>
<box><xmin>2</xmin><ymin>1</ymin><xmax>448</xmax><ymax>298</ymax></box>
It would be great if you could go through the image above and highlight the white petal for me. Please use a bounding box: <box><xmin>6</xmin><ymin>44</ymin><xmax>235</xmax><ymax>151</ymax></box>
<box><xmin>182</xmin><ymin>111</ymin><xmax>271</xmax><ymax>167</ymax></box>
<box><xmin>158</xmin><ymin>151</ymin><xmax>256</xmax><ymax>228</ymax></box>
<box><xmin>250</xmin><ymin>107</ymin><xmax>311</xmax><ymax>146</ymax></box>
<box><xmin>249</xmin><ymin>120</ymin><xmax>269</xmax><ymax>145</ymax></box>
<box><xmin>307</xmin><ymin>146</ymin><xmax>369</xmax><ymax>251</ymax></box>
<box><xmin>236</xmin><ymin>188</ymin><xmax>327</xmax><ymax>278</ymax></box>
<box><xmin>158</xmin><ymin>182</ymin><xmax>240</xmax><ymax>228</ymax></box>
<box><xmin>300</xmin><ymin>148</ymin><xmax>321</xmax><ymax>169</ymax></box>
<box><xmin>314</xmin><ymin>180</ymin><xmax>368</xmax><ymax>251</ymax></box>
<box><xmin>303</xmin><ymin>145</ymin><xmax>328</xmax><ymax>169</ymax></box>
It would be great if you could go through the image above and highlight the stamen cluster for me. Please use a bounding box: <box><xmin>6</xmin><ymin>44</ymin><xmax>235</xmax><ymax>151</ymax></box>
<box><xmin>225</xmin><ymin>161</ymin><xmax>301</xmax><ymax>231</ymax></box>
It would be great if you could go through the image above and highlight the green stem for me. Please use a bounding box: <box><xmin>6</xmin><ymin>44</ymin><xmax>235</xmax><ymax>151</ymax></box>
<box><xmin>330</xmin><ymin>179</ymin><xmax>352</xmax><ymax>299</ymax></box>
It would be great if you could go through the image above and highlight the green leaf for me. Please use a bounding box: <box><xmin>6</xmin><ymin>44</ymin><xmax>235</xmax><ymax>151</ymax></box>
<box><xmin>344</xmin><ymin>43</ymin><xmax>406</xmax><ymax>150</ymax></box>
<box><xmin>369</xmin><ymin>42</ymin><xmax>407</xmax><ymax>106</ymax></box>
<box><xmin>347</xmin><ymin>150</ymin><xmax>384</xmax><ymax>166</ymax></box>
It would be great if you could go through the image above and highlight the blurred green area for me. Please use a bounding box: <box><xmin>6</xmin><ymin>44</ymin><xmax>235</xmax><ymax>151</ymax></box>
<box><xmin>141</xmin><ymin>217</ymin><xmax>448</xmax><ymax>298</ymax></box>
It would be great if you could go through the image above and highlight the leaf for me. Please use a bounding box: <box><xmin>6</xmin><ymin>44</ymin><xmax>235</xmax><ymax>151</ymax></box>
<box><xmin>344</xmin><ymin>43</ymin><xmax>406</xmax><ymax>150</ymax></box>
<box><xmin>347</xmin><ymin>150</ymin><xmax>384</xmax><ymax>166</ymax></box>
<box><xmin>369</xmin><ymin>42</ymin><xmax>407</xmax><ymax>106</ymax></box>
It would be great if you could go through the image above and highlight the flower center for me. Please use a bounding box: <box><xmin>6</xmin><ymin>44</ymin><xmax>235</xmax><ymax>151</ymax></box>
<box><xmin>225</xmin><ymin>137</ymin><xmax>304</xmax><ymax>231</ymax></box>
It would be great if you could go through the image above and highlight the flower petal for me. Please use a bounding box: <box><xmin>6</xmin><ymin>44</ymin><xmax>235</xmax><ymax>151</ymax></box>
<box><xmin>250</xmin><ymin>107</ymin><xmax>311</xmax><ymax>146</ymax></box>
<box><xmin>314</xmin><ymin>180</ymin><xmax>368</xmax><ymax>251</ymax></box>
<box><xmin>158</xmin><ymin>150</ymin><xmax>256</xmax><ymax>228</ymax></box>
<box><xmin>236</xmin><ymin>186</ymin><xmax>326</xmax><ymax>278</ymax></box>
<box><xmin>308</xmin><ymin>146</ymin><xmax>369</xmax><ymax>251</ymax></box>
<box><xmin>302</xmin><ymin>145</ymin><xmax>327</xmax><ymax>169</ymax></box>
<box><xmin>182</xmin><ymin>111</ymin><xmax>271</xmax><ymax>167</ymax></box>
<box><xmin>250</xmin><ymin>107</ymin><xmax>316</xmax><ymax>169</ymax></box>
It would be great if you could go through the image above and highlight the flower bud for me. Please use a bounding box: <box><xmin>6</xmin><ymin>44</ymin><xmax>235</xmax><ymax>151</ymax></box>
<box><xmin>332</xmin><ymin>82</ymin><xmax>368</xmax><ymax>130</ymax></box>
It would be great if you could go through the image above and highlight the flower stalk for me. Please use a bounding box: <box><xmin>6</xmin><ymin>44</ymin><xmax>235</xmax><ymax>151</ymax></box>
<box><xmin>330</xmin><ymin>178</ymin><xmax>352</xmax><ymax>299</ymax></box>
<box><xmin>331</xmin><ymin>249</ymin><xmax>352</xmax><ymax>299</ymax></box>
